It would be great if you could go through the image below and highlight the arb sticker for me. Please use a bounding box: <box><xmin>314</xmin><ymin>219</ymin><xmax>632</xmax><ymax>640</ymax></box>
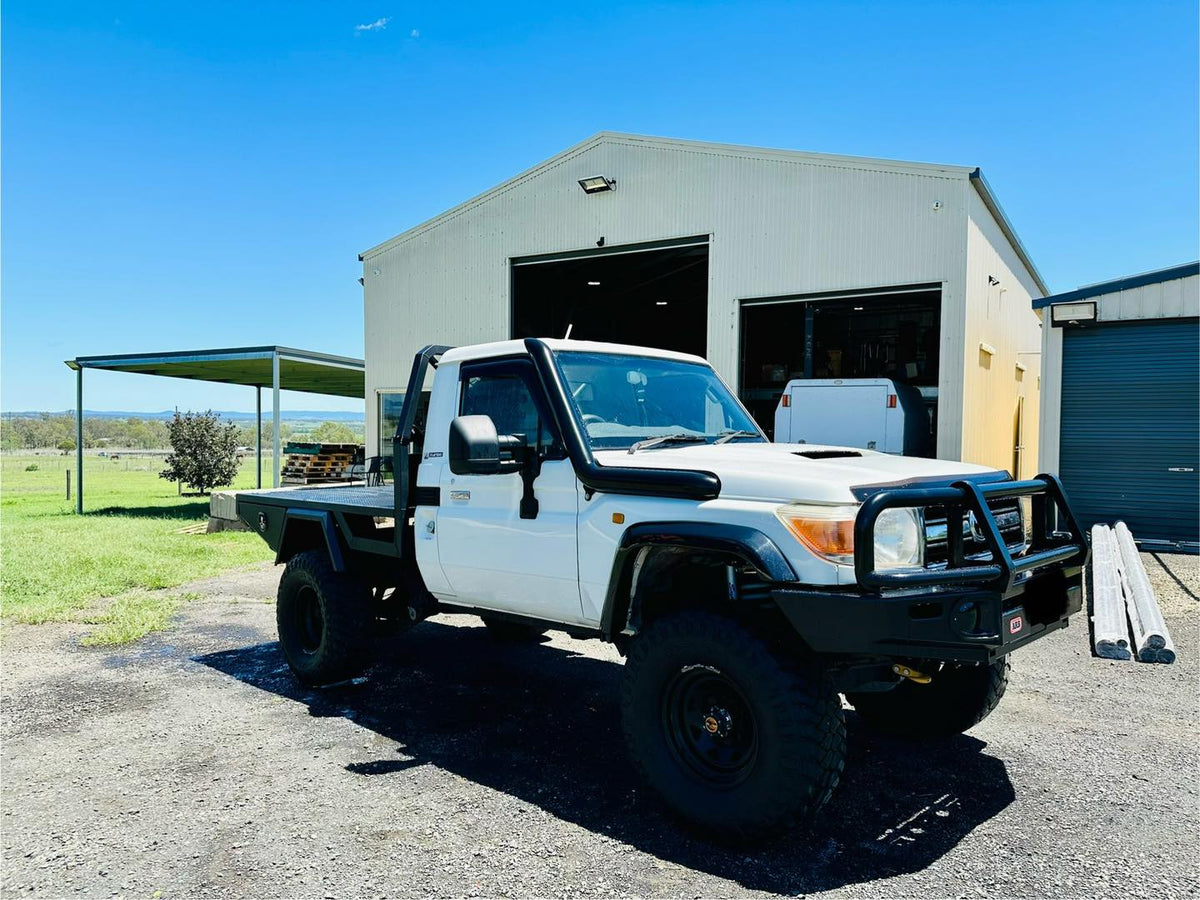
<box><xmin>1009</xmin><ymin>615</ymin><xmax>1023</xmax><ymax>634</ymax></box>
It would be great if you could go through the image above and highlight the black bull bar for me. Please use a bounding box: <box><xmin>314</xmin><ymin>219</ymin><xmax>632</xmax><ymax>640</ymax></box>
<box><xmin>854</xmin><ymin>473</ymin><xmax>1089</xmax><ymax>599</ymax></box>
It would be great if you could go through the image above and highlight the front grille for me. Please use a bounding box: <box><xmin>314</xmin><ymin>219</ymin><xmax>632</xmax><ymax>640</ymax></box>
<box><xmin>924</xmin><ymin>499</ymin><xmax>1026</xmax><ymax>567</ymax></box>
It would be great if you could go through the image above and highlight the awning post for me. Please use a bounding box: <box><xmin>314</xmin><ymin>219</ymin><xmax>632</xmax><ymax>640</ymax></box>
<box><xmin>75</xmin><ymin>367</ymin><xmax>84</xmax><ymax>514</ymax></box>
<box><xmin>272</xmin><ymin>352</ymin><xmax>281</xmax><ymax>487</ymax></box>
<box><xmin>255</xmin><ymin>385</ymin><xmax>262</xmax><ymax>489</ymax></box>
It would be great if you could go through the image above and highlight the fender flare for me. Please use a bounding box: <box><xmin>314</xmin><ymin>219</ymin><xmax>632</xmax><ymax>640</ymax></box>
<box><xmin>599</xmin><ymin>521</ymin><xmax>797</xmax><ymax>639</ymax></box>
<box><xmin>276</xmin><ymin>509</ymin><xmax>346</xmax><ymax>573</ymax></box>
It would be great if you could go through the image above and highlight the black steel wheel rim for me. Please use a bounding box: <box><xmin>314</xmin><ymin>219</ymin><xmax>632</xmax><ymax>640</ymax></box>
<box><xmin>295</xmin><ymin>585</ymin><xmax>324</xmax><ymax>655</ymax></box>
<box><xmin>662</xmin><ymin>664</ymin><xmax>758</xmax><ymax>787</ymax></box>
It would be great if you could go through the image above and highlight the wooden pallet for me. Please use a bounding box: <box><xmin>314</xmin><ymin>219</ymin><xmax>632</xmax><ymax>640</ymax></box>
<box><xmin>280</xmin><ymin>464</ymin><xmax>352</xmax><ymax>479</ymax></box>
<box><xmin>282</xmin><ymin>475</ymin><xmax>347</xmax><ymax>485</ymax></box>
<box><xmin>280</xmin><ymin>442</ymin><xmax>358</xmax><ymax>482</ymax></box>
<box><xmin>283</xmin><ymin>442</ymin><xmax>359</xmax><ymax>457</ymax></box>
<box><xmin>281</xmin><ymin>457</ymin><xmax>349</xmax><ymax>471</ymax></box>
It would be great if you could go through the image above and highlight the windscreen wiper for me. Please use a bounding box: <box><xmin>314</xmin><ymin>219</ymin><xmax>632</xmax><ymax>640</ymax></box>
<box><xmin>627</xmin><ymin>433</ymin><xmax>708</xmax><ymax>454</ymax></box>
<box><xmin>714</xmin><ymin>430</ymin><xmax>762</xmax><ymax>445</ymax></box>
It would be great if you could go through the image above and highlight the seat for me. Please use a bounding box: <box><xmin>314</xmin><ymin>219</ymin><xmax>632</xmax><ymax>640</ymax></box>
<box><xmin>363</xmin><ymin>456</ymin><xmax>386</xmax><ymax>487</ymax></box>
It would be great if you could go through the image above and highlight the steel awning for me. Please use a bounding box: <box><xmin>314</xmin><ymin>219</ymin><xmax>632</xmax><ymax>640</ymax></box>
<box><xmin>64</xmin><ymin>345</ymin><xmax>365</xmax><ymax>510</ymax></box>
<box><xmin>65</xmin><ymin>345</ymin><xmax>364</xmax><ymax>398</ymax></box>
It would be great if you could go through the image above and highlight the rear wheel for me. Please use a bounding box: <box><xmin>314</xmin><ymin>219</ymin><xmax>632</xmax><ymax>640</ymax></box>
<box><xmin>481</xmin><ymin>616</ymin><xmax>548</xmax><ymax>643</ymax></box>
<box><xmin>276</xmin><ymin>550</ymin><xmax>373</xmax><ymax>686</ymax></box>
<box><xmin>621</xmin><ymin>611</ymin><xmax>845</xmax><ymax>838</ymax></box>
<box><xmin>847</xmin><ymin>659</ymin><xmax>1010</xmax><ymax>738</ymax></box>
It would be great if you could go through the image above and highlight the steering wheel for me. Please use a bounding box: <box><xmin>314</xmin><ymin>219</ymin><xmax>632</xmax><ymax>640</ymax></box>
<box><xmin>581</xmin><ymin>414</ymin><xmax>605</xmax><ymax>426</ymax></box>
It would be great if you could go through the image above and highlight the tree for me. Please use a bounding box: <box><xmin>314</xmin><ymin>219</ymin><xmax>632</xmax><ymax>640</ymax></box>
<box><xmin>160</xmin><ymin>410</ymin><xmax>240</xmax><ymax>495</ymax></box>
<box><xmin>310</xmin><ymin>421</ymin><xmax>359</xmax><ymax>444</ymax></box>
<box><xmin>56</xmin><ymin>439</ymin><xmax>76</xmax><ymax>453</ymax></box>
<box><xmin>237</xmin><ymin>420</ymin><xmax>295</xmax><ymax>449</ymax></box>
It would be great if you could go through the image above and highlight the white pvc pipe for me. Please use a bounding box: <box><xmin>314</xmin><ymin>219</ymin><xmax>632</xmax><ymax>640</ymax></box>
<box><xmin>1089</xmin><ymin>525</ymin><xmax>1131</xmax><ymax>660</ymax></box>
<box><xmin>1113</xmin><ymin>534</ymin><xmax>1152</xmax><ymax>661</ymax></box>
<box><xmin>1114</xmin><ymin>521</ymin><xmax>1174</xmax><ymax>663</ymax></box>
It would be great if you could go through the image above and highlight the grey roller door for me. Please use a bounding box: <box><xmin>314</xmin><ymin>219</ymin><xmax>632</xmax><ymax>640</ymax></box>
<box><xmin>1059</xmin><ymin>317</ymin><xmax>1199</xmax><ymax>547</ymax></box>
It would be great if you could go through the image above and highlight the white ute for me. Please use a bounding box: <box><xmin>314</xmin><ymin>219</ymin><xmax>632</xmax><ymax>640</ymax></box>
<box><xmin>773</xmin><ymin>377</ymin><xmax>933</xmax><ymax>455</ymax></box>
<box><xmin>238</xmin><ymin>339</ymin><xmax>1088</xmax><ymax>838</ymax></box>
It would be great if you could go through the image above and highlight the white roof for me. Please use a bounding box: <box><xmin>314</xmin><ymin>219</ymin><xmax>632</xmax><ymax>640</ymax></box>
<box><xmin>439</xmin><ymin>338</ymin><xmax>709</xmax><ymax>366</ymax></box>
<box><xmin>360</xmin><ymin>131</ymin><xmax>1046</xmax><ymax>295</ymax></box>
<box><xmin>361</xmin><ymin>132</ymin><xmax>975</xmax><ymax>261</ymax></box>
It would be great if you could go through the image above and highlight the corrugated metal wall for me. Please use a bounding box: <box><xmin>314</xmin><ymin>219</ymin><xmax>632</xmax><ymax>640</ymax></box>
<box><xmin>1058</xmin><ymin>318</ymin><xmax>1199</xmax><ymax>545</ymax></box>
<box><xmin>1038</xmin><ymin>272</ymin><xmax>1200</xmax><ymax>475</ymax></box>
<box><xmin>361</xmin><ymin>135</ymin><xmax>1035</xmax><ymax>462</ymax></box>
<box><xmin>963</xmin><ymin>188</ymin><xmax>1045</xmax><ymax>476</ymax></box>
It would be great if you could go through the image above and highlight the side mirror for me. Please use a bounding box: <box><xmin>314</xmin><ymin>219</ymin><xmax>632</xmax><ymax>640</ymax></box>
<box><xmin>449</xmin><ymin>415</ymin><xmax>503</xmax><ymax>475</ymax></box>
<box><xmin>447</xmin><ymin>415</ymin><xmax>540</xmax><ymax>517</ymax></box>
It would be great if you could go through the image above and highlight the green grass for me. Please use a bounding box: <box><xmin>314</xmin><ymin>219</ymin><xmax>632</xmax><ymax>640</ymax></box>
<box><xmin>78</xmin><ymin>590</ymin><xmax>201</xmax><ymax>646</ymax></box>
<box><xmin>1</xmin><ymin>452</ymin><xmax>275</xmax><ymax>637</ymax></box>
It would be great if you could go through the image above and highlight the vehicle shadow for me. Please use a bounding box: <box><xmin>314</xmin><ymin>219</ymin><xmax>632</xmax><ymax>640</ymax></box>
<box><xmin>91</xmin><ymin>501</ymin><xmax>211</xmax><ymax>519</ymax></box>
<box><xmin>195</xmin><ymin>620</ymin><xmax>1015</xmax><ymax>894</ymax></box>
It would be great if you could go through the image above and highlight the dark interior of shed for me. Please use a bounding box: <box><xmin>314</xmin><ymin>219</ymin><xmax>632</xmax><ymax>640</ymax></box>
<box><xmin>739</xmin><ymin>288</ymin><xmax>942</xmax><ymax>439</ymax></box>
<box><xmin>511</xmin><ymin>244</ymin><xmax>709</xmax><ymax>357</ymax></box>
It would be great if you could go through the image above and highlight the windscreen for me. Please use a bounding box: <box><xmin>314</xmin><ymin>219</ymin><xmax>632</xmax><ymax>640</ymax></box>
<box><xmin>555</xmin><ymin>351</ymin><xmax>763</xmax><ymax>450</ymax></box>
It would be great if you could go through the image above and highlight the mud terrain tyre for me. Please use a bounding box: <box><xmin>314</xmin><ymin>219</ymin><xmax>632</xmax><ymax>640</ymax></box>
<box><xmin>276</xmin><ymin>550</ymin><xmax>373</xmax><ymax>686</ymax></box>
<box><xmin>621</xmin><ymin>611</ymin><xmax>845</xmax><ymax>838</ymax></box>
<box><xmin>481</xmin><ymin>616</ymin><xmax>548</xmax><ymax>642</ymax></box>
<box><xmin>848</xmin><ymin>659</ymin><xmax>1010</xmax><ymax>738</ymax></box>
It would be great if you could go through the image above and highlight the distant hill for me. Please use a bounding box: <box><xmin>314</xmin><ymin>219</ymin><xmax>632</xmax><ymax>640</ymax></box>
<box><xmin>3</xmin><ymin>409</ymin><xmax>364</xmax><ymax>423</ymax></box>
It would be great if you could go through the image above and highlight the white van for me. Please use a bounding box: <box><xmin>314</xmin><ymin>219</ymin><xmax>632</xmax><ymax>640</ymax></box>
<box><xmin>774</xmin><ymin>378</ymin><xmax>933</xmax><ymax>456</ymax></box>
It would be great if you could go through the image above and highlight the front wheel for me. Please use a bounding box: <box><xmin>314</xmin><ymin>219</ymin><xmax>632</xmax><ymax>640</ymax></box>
<box><xmin>847</xmin><ymin>659</ymin><xmax>1010</xmax><ymax>738</ymax></box>
<box><xmin>276</xmin><ymin>550</ymin><xmax>373</xmax><ymax>686</ymax></box>
<box><xmin>621</xmin><ymin>611</ymin><xmax>845</xmax><ymax>838</ymax></box>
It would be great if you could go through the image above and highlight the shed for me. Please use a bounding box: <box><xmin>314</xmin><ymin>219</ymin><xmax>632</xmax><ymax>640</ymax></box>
<box><xmin>1036</xmin><ymin>262</ymin><xmax>1199</xmax><ymax>550</ymax></box>
<box><xmin>360</xmin><ymin>133</ymin><xmax>1047</xmax><ymax>476</ymax></box>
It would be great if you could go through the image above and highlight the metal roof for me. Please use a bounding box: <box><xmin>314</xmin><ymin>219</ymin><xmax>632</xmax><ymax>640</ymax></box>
<box><xmin>359</xmin><ymin>132</ymin><xmax>1048</xmax><ymax>295</ymax></box>
<box><xmin>359</xmin><ymin>133</ymin><xmax>977</xmax><ymax>261</ymax></box>
<box><xmin>969</xmin><ymin>168</ymin><xmax>1049</xmax><ymax>296</ymax></box>
<box><xmin>64</xmin><ymin>345</ymin><xmax>364</xmax><ymax>398</ymax></box>
<box><xmin>1032</xmin><ymin>262</ymin><xmax>1200</xmax><ymax>309</ymax></box>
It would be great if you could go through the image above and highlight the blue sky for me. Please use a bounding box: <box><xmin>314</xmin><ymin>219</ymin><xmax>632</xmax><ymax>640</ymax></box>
<box><xmin>3</xmin><ymin>0</ymin><xmax>1197</xmax><ymax>413</ymax></box>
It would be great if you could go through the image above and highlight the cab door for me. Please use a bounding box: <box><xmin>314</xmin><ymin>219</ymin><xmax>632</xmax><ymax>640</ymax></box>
<box><xmin>434</xmin><ymin>359</ymin><xmax>584</xmax><ymax>624</ymax></box>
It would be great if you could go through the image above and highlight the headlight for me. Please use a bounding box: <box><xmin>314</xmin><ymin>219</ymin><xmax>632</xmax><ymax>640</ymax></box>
<box><xmin>873</xmin><ymin>507</ymin><xmax>923</xmax><ymax>568</ymax></box>
<box><xmin>775</xmin><ymin>503</ymin><xmax>923</xmax><ymax>569</ymax></box>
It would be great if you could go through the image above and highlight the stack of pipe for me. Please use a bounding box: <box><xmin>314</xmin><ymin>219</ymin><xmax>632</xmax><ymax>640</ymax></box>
<box><xmin>1090</xmin><ymin>524</ymin><xmax>1131</xmax><ymax>660</ymax></box>
<box><xmin>1113</xmin><ymin>522</ymin><xmax>1176</xmax><ymax>664</ymax></box>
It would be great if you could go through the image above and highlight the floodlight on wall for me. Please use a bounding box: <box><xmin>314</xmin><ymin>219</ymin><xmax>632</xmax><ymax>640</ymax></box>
<box><xmin>578</xmin><ymin>175</ymin><xmax>616</xmax><ymax>194</ymax></box>
<box><xmin>1050</xmin><ymin>301</ymin><xmax>1097</xmax><ymax>326</ymax></box>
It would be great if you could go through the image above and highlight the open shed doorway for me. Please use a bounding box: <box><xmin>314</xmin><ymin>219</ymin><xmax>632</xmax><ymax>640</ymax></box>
<box><xmin>511</xmin><ymin>240</ymin><xmax>708</xmax><ymax>357</ymax></box>
<box><xmin>739</xmin><ymin>285</ymin><xmax>941</xmax><ymax>450</ymax></box>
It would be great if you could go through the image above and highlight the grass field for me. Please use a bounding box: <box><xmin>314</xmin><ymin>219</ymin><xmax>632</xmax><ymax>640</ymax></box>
<box><xmin>1</xmin><ymin>452</ymin><xmax>275</xmax><ymax>639</ymax></box>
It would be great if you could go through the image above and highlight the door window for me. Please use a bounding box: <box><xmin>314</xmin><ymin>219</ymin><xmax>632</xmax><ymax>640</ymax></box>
<box><xmin>459</xmin><ymin>366</ymin><xmax>563</xmax><ymax>456</ymax></box>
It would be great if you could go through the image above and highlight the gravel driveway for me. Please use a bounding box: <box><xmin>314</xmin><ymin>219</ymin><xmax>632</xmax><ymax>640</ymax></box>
<box><xmin>2</xmin><ymin>554</ymin><xmax>1197</xmax><ymax>898</ymax></box>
